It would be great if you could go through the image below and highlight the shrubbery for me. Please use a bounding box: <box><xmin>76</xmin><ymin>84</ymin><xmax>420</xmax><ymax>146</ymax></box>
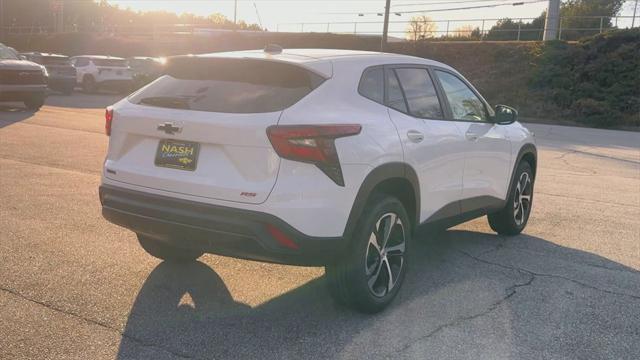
<box><xmin>530</xmin><ymin>29</ymin><xmax>640</xmax><ymax>128</ymax></box>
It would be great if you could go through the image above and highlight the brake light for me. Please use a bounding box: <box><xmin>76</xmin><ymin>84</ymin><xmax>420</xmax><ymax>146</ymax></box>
<box><xmin>266</xmin><ymin>124</ymin><xmax>361</xmax><ymax>186</ymax></box>
<box><xmin>105</xmin><ymin>107</ymin><xmax>113</xmax><ymax>136</ymax></box>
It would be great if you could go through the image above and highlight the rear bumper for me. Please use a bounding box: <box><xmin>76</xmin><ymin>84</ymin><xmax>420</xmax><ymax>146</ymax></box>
<box><xmin>99</xmin><ymin>185</ymin><xmax>346</xmax><ymax>266</ymax></box>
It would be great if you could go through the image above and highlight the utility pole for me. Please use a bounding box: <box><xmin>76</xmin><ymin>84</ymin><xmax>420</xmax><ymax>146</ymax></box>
<box><xmin>381</xmin><ymin>0</ymin><xmax>391</xmax><ymax>52</ymax></box>
<box><xmin>233</xmin><ymin>0</ymin><xmax>238</xmax><ymax>25</ymax></box>
<box><xmin>543</xmin><ymin>0</ymin><xmax>560</xmax><ymax>40</ymax></box>
<box><xmin>0</xmin><ymin>0</ymin><xmax>4</xmax><ymax>41</ymax></box>
<box><xmin>633</xmin><ymin>0</ymin><xmax>638</xmax><ymax>28</ymax></box>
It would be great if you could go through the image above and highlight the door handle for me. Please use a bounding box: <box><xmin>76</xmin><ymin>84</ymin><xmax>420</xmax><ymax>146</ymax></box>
<box><xmin>465</xmin><ymin>131</ymin><xmax>479</xmax><ymax>141</ymax></box>
<box><xmin>407</xmin><ymin>130</ymin><xmax>424</xmax><ymax>143</ymax></box>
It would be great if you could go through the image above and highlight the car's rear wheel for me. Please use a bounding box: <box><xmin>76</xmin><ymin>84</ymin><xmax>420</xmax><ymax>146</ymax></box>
<box><xmin>326</xmin><ymin>193</ymin><xmax>410</xmax><ymax>313</ymax></box>
<box><xmin>82</xmin><ymin>76</ymin><xmax>97</xmax><ymax>93</ymax></box>
<box><xmin>137</xmin><ymin>234</ymin><xmax>204</xmax><ymax>262</ymax></box>
<box><xmin>23</xmin><ymin>95</ymin><xmax>45</xmax><ymax>110</ymax></box>
<box><xmin>488</xmin><ymin>161</ymin><xmax>534</xmax><ymax>235</ymax></box>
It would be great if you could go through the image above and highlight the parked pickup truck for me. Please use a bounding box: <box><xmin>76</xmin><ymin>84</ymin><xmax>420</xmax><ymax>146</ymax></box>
<box><xmin>0</xmin><ymin>43</ymin><xmax>48</xmax><ymax>110</ymax></box>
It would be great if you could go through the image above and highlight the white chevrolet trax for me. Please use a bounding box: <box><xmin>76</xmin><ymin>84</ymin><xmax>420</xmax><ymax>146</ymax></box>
<box><xmin>100</xmin><ymin>48</ymin><xmax>536</xmax><ymax>313</ymax></box>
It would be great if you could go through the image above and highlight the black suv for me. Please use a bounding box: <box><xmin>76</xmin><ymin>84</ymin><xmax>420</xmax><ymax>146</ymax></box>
<box><xmin>21</xmin><ymin>52</ymin><xmax>76</xmax><ymax>95</ymax></box>
<box><xmin>0</xmin><ymin>44</ymin><xmax>48</xmax><ymax>110</ymax></box>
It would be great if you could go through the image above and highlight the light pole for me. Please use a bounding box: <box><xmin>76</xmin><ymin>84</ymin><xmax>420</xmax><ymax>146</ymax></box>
<box><xmin>234</xmin><ymin>0</ymin><xmax>238</xmax><ymax>25</ymax></box>
<box><xmin>381</xmin><ymin>0</ymin><xmax>391</xmax><ymax>52</ymax></box>
<box><xmin>543</xmin><ymin>0</ymin><xmax>560</xmax><ymax>40</ymax></box>
<box><xmin>0</xmin><ymin>0</ymin><xmax>4</xmax><ymax>40</ymax></box>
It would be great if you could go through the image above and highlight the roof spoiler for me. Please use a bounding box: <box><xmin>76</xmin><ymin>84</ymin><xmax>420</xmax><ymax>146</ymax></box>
<box><xmin>264</xmin><ymin>44</ymin><xmax>283</xmax><ymax>55</ymax></box>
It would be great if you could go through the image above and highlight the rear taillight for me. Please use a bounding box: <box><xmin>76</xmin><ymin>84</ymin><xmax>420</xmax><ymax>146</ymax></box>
<box><xmin>105</xmin><ymin>107</ymin><xmax>113</xmax><ymax>136</ymax></box>
<box><xmin>266</xmin><ymin>124</ymin><xmax>361</xmax><ymax>186</ymax></box>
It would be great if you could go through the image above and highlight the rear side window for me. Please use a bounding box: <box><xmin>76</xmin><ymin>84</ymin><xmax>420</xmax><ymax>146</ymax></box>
<box><xmin>129</xmin><ymin>57</ymin><xmax>326</xmax><ymax>113</ymax></box>
<box><xmin>386</xmin><ymin>70</ymin><xmax>408</xmax><ymax>113</ymax></box>
<box><xmin>74</xmin><ymin>58</ymin><xmax>89</xmax><ymax>67</ymax></box>
<box><xmin>93</xmin><ymin>59</ymin><xmax>127</xmax><ymax>67</ymax></box>
<box><xmin>394</xmin><ymin>68</ymin><xmax>443</xmax><ymax>119</ymax></box>
<box><xmin>358</xmin><ymin>67</ymin><xmax>384</xmax><ymax>104</ymax></box>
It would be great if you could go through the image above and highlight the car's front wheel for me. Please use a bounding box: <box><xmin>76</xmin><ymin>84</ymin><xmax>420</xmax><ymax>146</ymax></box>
<box><xmin>326</xmin><ymin>193</ymin><xmax>410</xmax><ymax>313</ymax></box>
<box><xmin>488</xmin><ymin>161</ymin><xmax>534</xmax><ymax>235</ymax></box>
<box><xmin>82</xmin><ymin>76</ymin><xmax>97</xmax><ymax>93</ymax></box>
<box><xmin>137</xmin><ymin>234</ymin><xmax>204</xmax><ymax>262</ymax></box>
<box><xmin>23</xmin><ymin>95</ymin><xmax>45</xmax><ymax>110</ymax></box>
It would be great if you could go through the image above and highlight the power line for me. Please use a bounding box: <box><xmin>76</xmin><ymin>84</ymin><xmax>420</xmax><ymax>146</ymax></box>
<box><xmin>327</xmin><ymin>0</ymin><xmax>546</xmax><ymax>15</ymax></box>
<box><xmin>391</xmin><ymin>0</ymin><xmax>517</xmax><ymax>7</ymax></box>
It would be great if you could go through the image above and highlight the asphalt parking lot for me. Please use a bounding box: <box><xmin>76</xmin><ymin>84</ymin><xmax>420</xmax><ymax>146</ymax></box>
<box><xmin>1</xmin><ymin>93</ymin><xmax>639</xmax><ymax>360</ymax></box>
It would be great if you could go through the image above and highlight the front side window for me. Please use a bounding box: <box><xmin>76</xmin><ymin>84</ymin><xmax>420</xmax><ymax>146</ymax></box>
<box><xmin>358</xmin><ymin>66</ymin><xmax>384</xmax><ymax>104</ymax></box>
<box><xmin>435</xmin><ymin>70</ymin><xmax>487</xmax><ymax>122</ymax></box>
<box><xmin>394</xmin><ymin>68</ymin><xmax>443</xmax><ymax>119</ymax></box>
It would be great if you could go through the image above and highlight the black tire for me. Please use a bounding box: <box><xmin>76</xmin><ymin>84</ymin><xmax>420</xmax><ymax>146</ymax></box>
<box><xmin>23</xmin><ymin>95</ymin><xmax>45</xmax><ymax>110</ymax></box>
<box><xmin>62</xmin><ymin>85</ymin><xmax>74</xmax><ymax>95</ymax></box>
<box><xmin>488</xmin><ymin>161</ymin><xmax>534</xmax><ymax>235</ymax></box>
<box><xmin>325</xmin><ymin>193</ymin><xmax>411</xmax><ymax>313</ymax></box>
<box><xmin>137</xmin><ymin>234</ymin><xmax>204</xmax><ymax>263</ymax></box>
<box><xmin>82</xmin><ymin>76</ymin><xmax>97</xmax><ymax>94</ymax></box>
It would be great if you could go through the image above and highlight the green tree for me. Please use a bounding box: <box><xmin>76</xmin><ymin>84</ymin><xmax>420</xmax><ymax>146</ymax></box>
<box><xmin>485</xmin><ymin>14</ymin><xmax>546</xmax><ymax>41</ymax></box>
<box><xmin>559</xmin><ymin>0</ymin><xmax>626</xmax><ymax>40</ymax></box>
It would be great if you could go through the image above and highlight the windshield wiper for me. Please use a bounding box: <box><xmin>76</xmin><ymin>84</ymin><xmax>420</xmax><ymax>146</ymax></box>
<box><xmin>137</xmin><ymin>96</ymin><xmax>191</xmax><ymax>110</ymax></box>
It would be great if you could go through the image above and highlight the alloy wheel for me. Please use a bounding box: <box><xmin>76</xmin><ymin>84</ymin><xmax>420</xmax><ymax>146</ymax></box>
<box><xmin>365</xmin><ymin>212</ymin><xmax>406</xmax><ymax>298</ymax></box>
<box><xmin>513</xmin><ymin>172</ymin><xmax>532</xmax><ymax>226</ymax></box>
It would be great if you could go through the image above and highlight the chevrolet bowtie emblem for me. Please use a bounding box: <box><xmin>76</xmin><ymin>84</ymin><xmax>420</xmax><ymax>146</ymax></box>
<box><xmin>157</xmin><ymin>122</ymin><xmax>182</xmax><ymax>135</ymax></box>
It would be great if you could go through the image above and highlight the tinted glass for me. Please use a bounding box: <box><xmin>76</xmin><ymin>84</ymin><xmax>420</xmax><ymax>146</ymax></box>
<box><xmin>435</xmin><ymin>70</ymin><xmax>487</xmax><ymax>122</ymax></box>
<box><xmin>394</xmin><ymin>68</ymin><xmax>443</xmax><ymax>119</ymax></box>
<box><xmin>129</xmin><ymin>57</ymin><xmax>325</xmax><ymax>113</ymax></box>
<box><xmin>386</xmin><ymin>70</ymin><xmax>407</xmax><ymax>113</ymax></box>
<box><xmin>92</xmin><ymin>58</ymin><xmax>128</xmax><ymax>67</ymax></box>
<box><xmin>74</xmin><ymin>58</ymin><xmax>89</xmax><ymax>67</ymax></box>
<box><xmin>358</xmin><ymin>67</ymin><xmax>384</xmax><ymax>104</ymax></box>
<box><xmin>42</xmin><ymin>56</ymin><xmax>70</xmax><ymax>66</ymax></box>
<box><xmin>0</xmin><ymin>45</ymin><xmax>19</xmax><ymax>60</ymax></box>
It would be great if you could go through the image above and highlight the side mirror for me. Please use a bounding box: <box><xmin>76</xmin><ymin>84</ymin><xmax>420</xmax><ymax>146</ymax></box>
<box><xmin>493</xmin><ymin>105</ymin><xmax>518</xmax><ymax>125</ymax></box>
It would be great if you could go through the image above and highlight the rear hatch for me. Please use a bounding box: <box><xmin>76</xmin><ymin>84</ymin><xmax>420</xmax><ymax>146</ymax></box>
<box><xmin>93</xmin><ymin>58</ymin><xmax>130</xmax><ymax>77</ymax></box>
<box><xmin>104</xmin><ymin>56</ymin><xmax>326</xmax><ymax>204</ymax></box>
<box><xmin>41</xmin><ymin>56</ymin><xmax>76</xmax><ymax>77</ymax></box>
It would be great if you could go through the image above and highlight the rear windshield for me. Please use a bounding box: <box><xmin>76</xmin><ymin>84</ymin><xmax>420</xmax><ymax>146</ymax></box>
<box><xmin>42</xmin><ymin>56</ymin><xmax>70</xmax><ymax>66</ymax></box>
<box><xmin>128</xmin><ymin>57</ymin><xmax>325</xmax><ymax>113</ymax></box>
<box><xmin>93</xmin><ymin>58</ymin><xmax>127</xmax><ymax>67</ymax></box>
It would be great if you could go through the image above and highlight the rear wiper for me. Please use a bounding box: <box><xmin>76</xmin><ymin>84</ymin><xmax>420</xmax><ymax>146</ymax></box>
<box><xmin>137</xmin><ymin>96</ymin><xmax>191</xmax><ymax>110</ymax></box>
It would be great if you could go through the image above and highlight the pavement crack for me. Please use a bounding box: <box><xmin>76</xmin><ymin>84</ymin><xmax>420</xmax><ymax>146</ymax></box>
<box><xmin>386</xmin><ymin>264</ymin><xmax>535</xmax><ymax>358</ymax></box>
<box><xmin>0</xmin><ymin>286</ymin><xmax>197</xmax><ymax>359</ymax></box>
<box><xmin>457</xmin><ymin>250</ymin><xmax>640</xmax><ymax>301</ymax></box>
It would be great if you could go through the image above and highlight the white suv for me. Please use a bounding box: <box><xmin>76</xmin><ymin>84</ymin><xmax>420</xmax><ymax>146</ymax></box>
<box><xmin>71</xmin><ymin>55</ymin><xmax>133</xmax><ymax>93</ymax></box>
<box><xmin>100</xmin><ymin>48</ymin><xmax>536</xmax><ymax>313</ymax></box>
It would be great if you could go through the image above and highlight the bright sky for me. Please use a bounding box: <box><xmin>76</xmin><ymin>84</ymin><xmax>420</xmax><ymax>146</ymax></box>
<box><xmin>109</xmin><ymin>0</ymin><xmax>638</xmax><ymax>36</ymax></box>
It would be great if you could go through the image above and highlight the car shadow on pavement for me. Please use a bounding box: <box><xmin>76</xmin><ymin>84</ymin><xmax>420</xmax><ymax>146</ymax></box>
<box><xmin>44</xmin><ymin>93</ymin><xmax>125</xmax><ymax>109</ymax></box>
<box><xmin>117</xmin><ymin>229</ymin><xmax>640</xmax><ymax>360</ymax></box>
<box><xmin>0</xmin><ymin>104</ymin><xmax>37</xmax><ymax>128</ymax></box>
